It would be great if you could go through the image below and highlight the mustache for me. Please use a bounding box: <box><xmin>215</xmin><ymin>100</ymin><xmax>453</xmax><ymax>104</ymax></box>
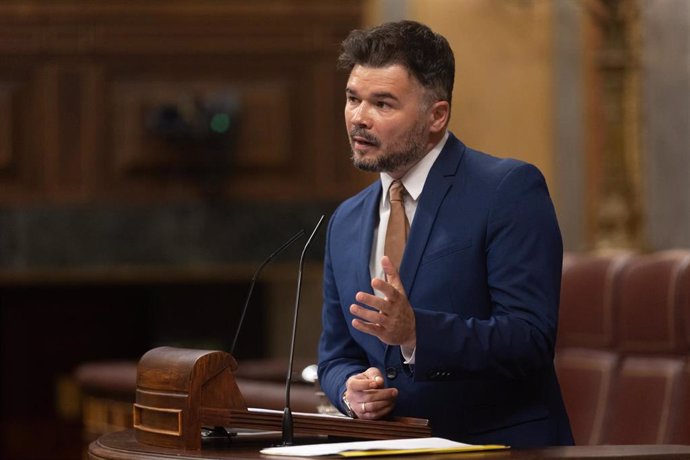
<box><xmin>349</xmin><ymin>127</ymin><xmax>380</xmax><ymax>146</ymax></box>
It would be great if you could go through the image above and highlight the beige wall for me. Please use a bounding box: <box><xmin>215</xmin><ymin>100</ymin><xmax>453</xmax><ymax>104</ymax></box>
<box><xmin>366</xmin><ymin>0</ymin><xmax>557</xmax><ymax>198</ymax></box>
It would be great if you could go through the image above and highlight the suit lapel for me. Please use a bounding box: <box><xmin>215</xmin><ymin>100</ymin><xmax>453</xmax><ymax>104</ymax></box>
<box><xmin>357</xmin><ymin>183</ymin><xmax>382</xmax><ymax>294</ymax></box>
<box><xmin>356</xmin><ymin>183</ymin><xmax>388</xmax><ymax>357</ymax></box>
<box><xmin>400</xmin><ymin>134</ymin><xmax>465</xmax><ymax>296</ymax></box>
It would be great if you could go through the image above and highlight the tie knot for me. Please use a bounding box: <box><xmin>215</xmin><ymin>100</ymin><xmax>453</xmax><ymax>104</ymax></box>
<box><xmin>389</xmin><ymin>180</ymin><xmax>405</xmax><ymax>203</ymax></box>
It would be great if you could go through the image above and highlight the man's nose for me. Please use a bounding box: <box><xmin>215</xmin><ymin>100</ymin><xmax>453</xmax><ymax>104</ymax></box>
<box><xmin>350</xmin><ymin>103</ymin><xmax>372</xmax><ymax>128</ymax></box>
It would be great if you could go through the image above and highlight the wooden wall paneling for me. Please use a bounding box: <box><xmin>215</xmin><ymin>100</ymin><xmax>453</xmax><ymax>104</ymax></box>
<box><xmin>102</xmin><ymin>51</ymin><xmax>367</xmax><ymax>203</ymax></box>
<box><xmin>235</xmin><ymin>81</ymin><xmax>291</xmax><ymax>169</ymax></box>
<box><xmin>0</xmin><ymin>0</ymin><xmax>365</xmax><ymax>205</ymax></box>
<box><xmin>38</xmin><ymin>63</ymin><xmax>104</xmax><ymax>202</ymax></box>
<box><xmin>0</xmin><ymin>6</ymin><xmax>364</xmax><ymax>459</ymax></box>
<box><xmin>0</xmin><ymin>2</ymin><xmax>363</xmax><ymax>56</ymax></box>
<box><xmin>307</xmin><ymin>59</ymin><xmax>336</xmax><ymax>198</ymax></box>
<box><xmin>110</xmin><ymin>79</ymin><xmax>293</xmax><ymax>172</ymax></box>
<box><xmin>108</xmin><ymin>66</ymin><xmax>305</xmax><ymax>202</ymax></box>
<box><xmin>305</xmin><ymin>59</ymin><xmax>374</xmax><ymax>198</ymax></box>
<box><xmin>0</xmin><ymin>83</ymin><xmax>14</xmax><ymax>172</ymax></box>
<box><xmin>0</xmin><ymin>65</ymin><xmax>43</xmax><ymax>203</ymax></box>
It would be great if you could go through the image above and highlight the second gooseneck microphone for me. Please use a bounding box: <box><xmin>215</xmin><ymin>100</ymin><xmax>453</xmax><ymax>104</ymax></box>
<box><xmin>229</xmin><ymin>229</ymin><xmax>306</xmax><ymax>357</ymax></box>
<box><xmin>281</xmin><ymin>214</ymin><xmax>326</xmax><ymax>446</ymax></box>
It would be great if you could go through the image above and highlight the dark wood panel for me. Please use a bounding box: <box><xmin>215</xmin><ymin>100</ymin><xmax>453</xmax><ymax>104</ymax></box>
<box><xmin>0</xmin><ymin>69</ymin><xmax>43</xmax><ymax>200</ymax></box>
<box><xmin>0</xmin><ymin>5</ymin><xmax>364</xmax><ymax>459</ymax></box>
<box><xmin>111</xmin><ymin>77</ymin><xmax>293</xmax><ymax>174</ymax></box>
<box><xmin>0</xmin><ymin>0</ymin><xmax>370</xmax><ymax>205</ymax></box>
<box><xmin>0</xmin><ymin>83</ymin><xmax>15</xmax><ymax>171</ymax></box>
<box><xmin>0</xmin><ymin>1</ymin><xmax>362</xmax><ymax>56</ymax></box>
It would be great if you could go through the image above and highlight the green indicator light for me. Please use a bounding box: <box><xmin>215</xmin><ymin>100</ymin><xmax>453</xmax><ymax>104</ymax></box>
<box><xmin>210</xmin><ymin>113</ymin><xmax>231</xmax><ymax>133</ymax></box>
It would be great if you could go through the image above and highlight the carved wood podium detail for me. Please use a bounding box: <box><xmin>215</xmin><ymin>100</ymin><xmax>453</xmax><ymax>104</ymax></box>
<box><xmin>133</xmin><ymin>347</ymin><xmax>430</xmax><ymax>450</ymax></box>
<box><xmin>134</xmin><ymin>346</ymin><xmax>247</xmax><ymax>449</ymax></box>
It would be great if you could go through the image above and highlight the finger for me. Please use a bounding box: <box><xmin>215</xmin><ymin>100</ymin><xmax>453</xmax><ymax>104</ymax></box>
<box><xmin>350</xmin><ymin>304</ymin><xmax>383</xmax><ymax>324</ymax></box>
<box><xmin>351</xmin><ymin>318</ymin><xmax>384</xmax><ymax>338</ymax></box>
<box><xmin>358</xmin><ymin>388</ymin><xmax>398</xmax><ymax>419</ymax></box>
<box><xmin>359</xmin><ymin>399</ymin><xmax>393</xmax><ymax>417</ymax></box>
<box><xmin>381</xmin><ymin>256</ymin><xmax>405</xmax><ymax>293</ymax></box>
<box><xmin>364</xmin><ymin>386</ymin><xmax>398</xmax><ymax>401</ymax></box>
<box><xmin>348</xmin><ymin>374</ymin><xmax>377</xmax><ymax>392</ymax></box>
<box><xmin>362</xmin><ymin>368</ymin><xmax>385</xmax><ymax>387</ymax></box>
<box><xmin>358</xmin><ymin>387</ymin><xmax>398</xmax><ymax>403</ymax></box>
<box><xmin>370</xmin><ymin>278</ymin><xmax>400</xmax><ymax>302</ymax></box>
<box><xmin>354</xmin><ymin>292</ymin><xmax>387</xmax><ymax>312</ymax></box>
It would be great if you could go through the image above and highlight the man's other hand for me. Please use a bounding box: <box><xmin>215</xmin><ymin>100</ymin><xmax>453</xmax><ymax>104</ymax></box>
<box><xmin>344</xmin><ymin>367</ymin><xmax>398</xmax><ymax>419</ymax></box>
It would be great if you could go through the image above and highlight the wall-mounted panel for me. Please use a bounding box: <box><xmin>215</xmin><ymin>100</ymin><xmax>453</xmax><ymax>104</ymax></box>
<box><xmin>111</xmin><ymin>79</ymin><xmax>292</xmax><ymax>173</ymax></box>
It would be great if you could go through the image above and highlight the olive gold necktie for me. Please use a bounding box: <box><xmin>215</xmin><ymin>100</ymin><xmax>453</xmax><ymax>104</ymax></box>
<box><xmin>384</xmin><ymin>180</ymin><xmax>410</xmax><ymax>271</ymax></box>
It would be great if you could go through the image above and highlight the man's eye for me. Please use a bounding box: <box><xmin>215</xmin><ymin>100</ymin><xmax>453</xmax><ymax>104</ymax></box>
<box><xmin>347</xmin><ymin>96</ymin><xmax>359</xmax><ymax>104</ymax></box>
<box><xmin>376</xmin><ymin>101</ymin><xmax>390</xmax><ymax>109</ymax></box>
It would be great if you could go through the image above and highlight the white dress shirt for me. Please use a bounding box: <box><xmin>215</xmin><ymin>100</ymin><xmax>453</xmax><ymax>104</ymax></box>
<box><xmin>369</xmin><ymin>131</ymin><xmax>449</xmax><ymax>363</ymax></box>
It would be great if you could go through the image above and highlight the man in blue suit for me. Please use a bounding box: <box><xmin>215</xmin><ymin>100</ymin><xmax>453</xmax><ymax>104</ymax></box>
<box><xmin>317</xmin><ymin>20</ymin><xmax>573</xmax><ymax>448</ymax></box>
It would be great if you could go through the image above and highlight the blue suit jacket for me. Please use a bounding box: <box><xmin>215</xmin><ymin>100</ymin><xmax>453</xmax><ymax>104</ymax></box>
<box><xmin>317</xmin><ymin>134</ymin><xmax>573</xmax><ymax>447</ymax></box>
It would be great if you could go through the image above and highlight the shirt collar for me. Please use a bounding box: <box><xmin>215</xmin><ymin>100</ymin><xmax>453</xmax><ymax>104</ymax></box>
<box><xmin>380</xmin><ymin>130</ymin><xmax>449</xmax><ymax>202</ymax></box>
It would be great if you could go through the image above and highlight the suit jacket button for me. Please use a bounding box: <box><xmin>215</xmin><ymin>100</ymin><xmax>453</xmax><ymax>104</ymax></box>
<box><xmin>386</xmin><ymin>367</ymin><xmax>398</xmax><ymax>379</ymax></box>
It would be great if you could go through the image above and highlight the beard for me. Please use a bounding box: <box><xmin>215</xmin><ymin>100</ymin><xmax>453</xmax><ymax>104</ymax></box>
<box><xmin>349</xmin><ymin>121</ymin><xmax>429</xmax><ymax>174</ymax></box>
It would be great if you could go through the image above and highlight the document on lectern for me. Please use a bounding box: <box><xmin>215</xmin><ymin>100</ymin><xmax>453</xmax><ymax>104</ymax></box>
<box><xmin>260</xmin><ymin>437</ymin><xmax>509</xmax><ymax>457</ymax></box>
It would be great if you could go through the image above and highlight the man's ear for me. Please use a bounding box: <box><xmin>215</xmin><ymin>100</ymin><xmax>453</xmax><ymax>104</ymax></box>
<box><xmin>428</xmin><ymin>100</ymin><xmax>450</xmax><ymax>133</ymax></box>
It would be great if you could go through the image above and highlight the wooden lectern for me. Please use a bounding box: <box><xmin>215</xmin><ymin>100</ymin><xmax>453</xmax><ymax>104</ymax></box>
<box><xmin>133</xmin><ymin>347</ymin><xmax>431</xmax><ymax>450</ymax></box>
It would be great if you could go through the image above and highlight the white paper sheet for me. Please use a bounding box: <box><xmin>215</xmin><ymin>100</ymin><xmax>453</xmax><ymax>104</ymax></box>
<box><xmin>260</xmin><ymin>437</ymin><xmax>475</xmax><ymax>457</ymax></box>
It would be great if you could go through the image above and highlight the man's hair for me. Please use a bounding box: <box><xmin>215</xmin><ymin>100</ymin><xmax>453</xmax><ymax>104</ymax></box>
<box><xmin>338</xmin><ymin>20</ymin><xmax>455</xmax><ymax>106</ymax></box>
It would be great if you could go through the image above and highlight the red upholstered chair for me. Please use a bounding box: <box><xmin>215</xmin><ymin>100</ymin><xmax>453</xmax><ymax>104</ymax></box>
<box><xmin>556</xmin><ymin>250</ymin><xmax>690</xmax><ymax>445</ymax></box>
<box><xmin>554</xmin><ymin>348</ymin><xmax>618</xmax><ymax>445</ymax></box>
<box><xmin>669</xmin><ymin>364</ymin><xmax>690</xmax><ymax>444</ymax></box>
<box><xmin>557</xmin><ymin>252</ymin><xmax>632</xmax><ymax>349</ymax></box>
<box><xmin>602</xmin><ymin>356</ymin><xmax>685</xmax><ymax>444</ymax></box>
<box><xmin>601</xmin><ymin>251</ymin><xmax>690</xmax><ymax>444</ymax></box>
<box><xmin>667</xmin><ymin>251</ymin><xmax>690</xmax><ymax>444</ymax></box>
<box><xmin>616</xmin><ymin>251</ymin><xmax>690</xmax><ymax>354</ymax></box>
<box><xmin>555</xmin><ymin>252</ymin><xmax>632</xmax><ymax>444</ymax></box>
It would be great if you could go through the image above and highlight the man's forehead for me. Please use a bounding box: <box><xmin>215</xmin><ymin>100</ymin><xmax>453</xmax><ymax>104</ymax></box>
<box><xmin>346</xmin><ymin>64</ymin><xmax>419</xmax><ymax>93</ymax></box>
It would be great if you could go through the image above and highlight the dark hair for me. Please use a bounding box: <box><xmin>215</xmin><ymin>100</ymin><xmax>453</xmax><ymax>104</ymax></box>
<box><xmin>338</xmin><ymin>20</ymin><xmax>455</xmax><ymax>106</ymax></box>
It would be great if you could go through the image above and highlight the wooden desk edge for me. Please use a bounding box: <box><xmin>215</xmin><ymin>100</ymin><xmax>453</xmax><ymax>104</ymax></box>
<box><xmin>89</xmin><ymin>430</ymin><xmax>690</xmax><ymax>460</ymax></box>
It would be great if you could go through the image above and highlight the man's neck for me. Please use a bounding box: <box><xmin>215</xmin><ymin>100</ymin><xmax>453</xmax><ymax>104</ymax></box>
<box><xmin>388</xmin><ymin>130</ymin><xmax>447</xmax><ymax>180</ymax></box>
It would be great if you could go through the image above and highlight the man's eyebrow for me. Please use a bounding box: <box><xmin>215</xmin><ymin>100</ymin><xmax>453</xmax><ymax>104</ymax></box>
<box><xmin>345</xmin><ymin>88</ymin><xmax>399</xmax><ymax>101</ymax></box>
<box><xmin>372</xmin><ymin>91</ymin><xmax>398</xmax><ymax>101</ymax></box>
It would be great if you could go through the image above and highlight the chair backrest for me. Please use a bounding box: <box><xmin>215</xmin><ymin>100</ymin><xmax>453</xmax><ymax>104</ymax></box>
<box><xmin>666</xmin><ymin>251</ymin><xmax>690</xmax><ymax>444</ymax></box>
<box><xmin>602</xmin><ymin>356</ymin><xmax>685</xmax><ymax>444</ymax></box>
<box><xmin>558</xmin><ymin>252</ymin><xmax>632</xmax><ymax>349</ymax></box>
<box><xmin>669</xmin><ymin>364</ymin><xmax>690</xmax><ymax>444</ymax></box>
<box><xmin>556</xmin><ymin>250</ymin><xmax>690</xmax><ymax>445</ymax></box>
<box><xmin>554</xmin><ymin>348</ymin><xmax>618</xmax><ymax>445</ymax></box>
<box><xmin>616</xmin><ymin>251</ymin><xmax>690</xmax><ymax>354</ymax></box>
<box><xmin>601</xmin><ymin>251</ymin><xmax>690</xmax><ymax>444</ymax></box>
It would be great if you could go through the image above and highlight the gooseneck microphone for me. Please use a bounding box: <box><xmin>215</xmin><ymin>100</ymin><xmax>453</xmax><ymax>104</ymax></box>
<box><xmin>229</xmin><ymin>229</ymin><xmax>306</xmax><ymax>357</ymax></box>
<box><xmin>281</xmin><ymin>214</ymin><xmax>326</xmax><ymax>446</ymax></box>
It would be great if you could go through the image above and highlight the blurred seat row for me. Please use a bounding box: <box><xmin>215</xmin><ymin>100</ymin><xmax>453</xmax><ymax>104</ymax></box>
<box><xmin>75</xmin><ymin>249</ymin><xmax>690</xmax><ymax>445</ymax></box>
<box><xmin>556</xmin><ymin>250</ymin><xmax>690</xmax><ymax>445</ymax></box>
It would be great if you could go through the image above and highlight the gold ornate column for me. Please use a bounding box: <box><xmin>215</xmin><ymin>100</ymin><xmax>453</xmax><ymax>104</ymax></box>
<box><xmin>586</xmin><ymin>0</ymin><xmax>644</xmax><ymax>250</ymax></box>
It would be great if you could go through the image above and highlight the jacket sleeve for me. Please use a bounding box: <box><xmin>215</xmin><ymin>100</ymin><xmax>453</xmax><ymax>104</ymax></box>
<box><xmin>413</xmin><ymin>163</ymin><xmax>563</xmax><ymax>381</ymax></box>
<box><xmin>317</xmin><ymin>211</ymin><xmax>370</xmax><ymax>413</ymax></box>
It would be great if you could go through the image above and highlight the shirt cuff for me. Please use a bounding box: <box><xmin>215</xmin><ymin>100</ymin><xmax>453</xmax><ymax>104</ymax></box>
<box><xmin>401</xmin><ymin>345</ymin><xmax>416</xmax><ymax>364</ymax></box>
